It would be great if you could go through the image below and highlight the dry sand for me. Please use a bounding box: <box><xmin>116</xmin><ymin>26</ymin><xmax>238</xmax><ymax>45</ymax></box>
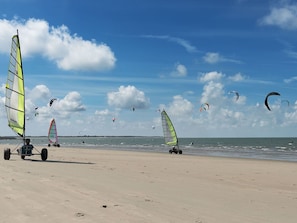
<box><xmin>1</xmin><ymin>144</ymin><xmax>297</xmax><ymax>223</ymax></box>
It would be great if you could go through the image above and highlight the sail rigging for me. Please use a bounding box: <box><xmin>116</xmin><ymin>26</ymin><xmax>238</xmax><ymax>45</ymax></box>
<box><xmin>5</xmin><ymin>32</ymin><xmax>25</xmax><ymax>137</ymax></box>
<box><xmin>48</xmin><ymin>119</ymin><xmax>59</xmax><ymax>145</ymax></box>
<box><xmin>161</xmin><ymin>110</ymin><xmax>178</xmax><ymax>146</ymax></box>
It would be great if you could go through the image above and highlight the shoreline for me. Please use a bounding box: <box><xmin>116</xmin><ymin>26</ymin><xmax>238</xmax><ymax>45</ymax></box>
<box><xmin>1</xmin><ymin>145</ymin><xmax>297</xmax><ymax>222</ymax></box>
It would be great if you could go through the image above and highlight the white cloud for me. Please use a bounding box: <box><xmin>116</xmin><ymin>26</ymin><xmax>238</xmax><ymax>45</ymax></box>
<box><xmin>200</xmin><ymin>81</ymin><xmax>225</xmax><ymax>104</ymax></box>
<box><xmin>44</xmin><ymin>92</ymin><xmax>86</xmax><ymax>118</ymax></box>
<box><xmin>95</xmin><ymin>109</ymin><xmax>111</xmax><ymax>116</ymax></box>
<box><xmin>0</xmin><ymin>18</ymin><xmax>116</xmax><ymax>71</ymax></box>
<box><xmin>260</xmin><ymin>4</ymin><xmax>297</xmax><ymax>30</ymax></box>
<box><xmin>141</xmin><ymin>35</ymin><xmax>197</xmax><ymax>53</ymax></box>
<box><xmin>284</xmin><ymin>76</ymin><xmax>297</xmax><ymax>83</ymax></box>
<box><xmin>107</xmin><ymin>85</ymin><xmax>150</xmax><ymax>110</ymax></box>
<box><xmin>171</xmin><ymin>63</ymin><xmax>187</xmax><ymax>77</ymax></box>
<box><xmin>203</xmin><ymin>52</ymin><xmax>221</xmax><ymax>64</ymax></box>
<box><xmin>199</xmin><ymin>71</ymin><xmax>224</xmax><ymax>83</ymax></box>
<box><xmin>228</xmin><ymin>73</ymin><xmax>246</xmax><ymax>82</ymax></box>
<box><xmin>285</xmin><ymin>49</ymin><xmax>297</xmax><ymax>60</ymax></box>
<box><xmin>27</xmin><ymin>85</ymin><xmax>51</xmax><ymax>101</ymax></box>
<box><xmin>168</xmin><ymin>95</ymin><xmax>193</xmax><ymax>117</ymax></box>
<box><xmin>56</xmin><ymin>91</ymin><xmax>86</xmax><ymax>112</ymax></box>
<box><xmin>203</xmin><ymin>52</ymin><xmax>242</xmax><ymax>64</ymax></box>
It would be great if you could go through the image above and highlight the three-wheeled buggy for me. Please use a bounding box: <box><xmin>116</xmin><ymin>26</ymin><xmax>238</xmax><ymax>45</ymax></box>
<box><xmin>4</xmin><ymin>138</ymin><xmax>48</xmax><ymax>161</ymax></box>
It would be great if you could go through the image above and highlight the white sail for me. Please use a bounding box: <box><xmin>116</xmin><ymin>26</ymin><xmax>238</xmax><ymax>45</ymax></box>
<box><xmin>48</xmin><ymin>119</ymin><xmax>58</xmax><ymax>144</ymax></box>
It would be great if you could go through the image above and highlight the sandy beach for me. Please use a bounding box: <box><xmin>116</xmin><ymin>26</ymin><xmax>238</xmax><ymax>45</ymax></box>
<box><xmin>1</xmin><ymin>145</ymin><xmax>297</xmax><ymax>223</ymax></box>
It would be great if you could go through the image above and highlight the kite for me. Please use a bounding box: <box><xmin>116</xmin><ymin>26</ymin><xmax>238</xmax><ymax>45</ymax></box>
<box><xmin>264</xmin><ymin>92</ymin><xmax>280</xmax><ymax>111</ymax></box>
<box><xmin>49</xmin><ymin>98</ymin><xmax>57</xmax><ymax>106</ymax></box>
<box><xmin>34</xmin><ymin>107</ymin><xmax>39</xmax><ymax>116</ymax></box>
<box><xmin>228</xmin><ymin>90</ymin><xmax>239</xmax><ymax>101</ymax></box>
<box><xmin>281</xmin><ymin>99</ymin><xmax>289</xmax><ymax>107</ymax></box>
<box><xmin>200</xmin><ymin>103</ymin><xmax>210</xmax><ymax>112</ymax></box>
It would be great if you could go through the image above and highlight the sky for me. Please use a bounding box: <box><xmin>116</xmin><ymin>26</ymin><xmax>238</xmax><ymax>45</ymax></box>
<box><xmin>0</xmin><ymin>0</ymin><xmax>297</xmax><ymax>138</ymax></box>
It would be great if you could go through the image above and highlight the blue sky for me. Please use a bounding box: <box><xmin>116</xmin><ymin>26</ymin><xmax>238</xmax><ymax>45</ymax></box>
<box><xmin>1</xmin><ymin>0</ymin><xmax>297</xmax><ymax>137</ymax></box>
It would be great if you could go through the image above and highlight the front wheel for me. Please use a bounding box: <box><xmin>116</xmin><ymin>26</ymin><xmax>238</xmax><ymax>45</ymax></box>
<box><xmin>41</xmin><ymin>148</ymin><xmax>48</xmax><ymax>161</ymax></box>
<box><xmin>169</xmin><ymin>149</ymin><xmax>173</xmax><ymax>154</ymax></box>
<box><xmin>4</xmin><ymin>148</ymin><xmax>10</xmax><ymax>160</ymax></box>
<box><xmin>178</xmin><ymin>150</ymin><xmax>182</xmax><ymax>154</ymax></box>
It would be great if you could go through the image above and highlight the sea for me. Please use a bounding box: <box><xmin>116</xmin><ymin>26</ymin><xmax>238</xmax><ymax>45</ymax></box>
<box><xmin>1</xmin><ymin>136</ymin><xmax>297</xmax><ymax>162</ymax></box>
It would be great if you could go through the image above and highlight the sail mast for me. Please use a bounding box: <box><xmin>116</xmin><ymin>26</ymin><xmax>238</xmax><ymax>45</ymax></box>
<box><xmin>17</xmin><ymin>30</ymin><xmax>26</xmax><ymax>141</ymax></box>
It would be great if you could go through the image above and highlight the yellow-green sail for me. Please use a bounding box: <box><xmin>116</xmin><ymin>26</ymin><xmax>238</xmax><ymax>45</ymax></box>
<box><xmin>161</xmin><ymin>110</ymin><xmax>178</xmax><ymax>146</ymax></box>
<box><xmin>5</xmin><ymin>33</ymin><xmax>25</xmax><ymax>137</ymax></box>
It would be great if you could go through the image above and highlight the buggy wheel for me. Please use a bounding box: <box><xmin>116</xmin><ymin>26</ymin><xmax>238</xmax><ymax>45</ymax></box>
<box><xmin>169</xmin><ymin>149</ymin><xmax>173</xmax><ymax>154</ymax></box>
<box><xmin>4</xmin><ymin>148</ymin><xmax>10</xmax><ymax>160</ymax></box>
<box><xmin>48</xmin><ymin>144</ymin><xmax>50</xmax><ymax>147</ymax></box>
<box><xmin>41</xmin><ymin>148</ymin><xmax>48</xmax><ymax>161</ymax></box>
<box><xmin>57</xmin><ymin>144</ymin><xmax>60</xmax><ymax>147</ymax></box>
<box><xmin>21</xmin><ymin>155</ymin><xmax>25</xmax><ymax>159</ymax></box>
<box><xmin>179</xmin><ymin>150</ymin><xmax>182</xmax><ymax>154</ymax></box>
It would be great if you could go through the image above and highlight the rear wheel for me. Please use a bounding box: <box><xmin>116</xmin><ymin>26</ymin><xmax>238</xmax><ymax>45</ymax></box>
<box><xmin>169</xmin><ymin>149</ymin><xmax>173</xmax><ymax>154</ymax></box>
<box><xmin>41</xmin><ymin>148</ymin><xmax>48</xmax><ymax>161</ymax></box>
<box><xmin>178</xmin><ymin>150</ymin><xmax>182</xmax><ymax>154</ymax></box>
<box><xmin>4</xmin><ymin>148</ymin><xmax>10</xmax><ymax>160</ymax></box>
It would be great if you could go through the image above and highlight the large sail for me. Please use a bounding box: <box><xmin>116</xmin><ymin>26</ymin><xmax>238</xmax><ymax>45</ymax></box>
<box><xmin>5</xmin><ymin>33</ymin><xmax>25</xmax><ymax>137</ymax></box>
<box><xmin>161</xmin><ymin>110</ymin><xmax>178</xmax><ymax>146</ymax></box>
<box><xmin>48</xmin><ymin>119</ymin><xmax>58</xmax><ymax>144</ymax></box>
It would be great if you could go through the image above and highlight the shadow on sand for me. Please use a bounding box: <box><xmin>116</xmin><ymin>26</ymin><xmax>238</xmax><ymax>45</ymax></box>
<box><xmin>30</xmin><ymin>159</ymin><xmax>95</xmax><ymax>165</ymax></box>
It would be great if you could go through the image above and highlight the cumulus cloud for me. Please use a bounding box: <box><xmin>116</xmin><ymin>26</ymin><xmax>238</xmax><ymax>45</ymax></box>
<box><xmin>168</xmin><ymin>95</ymin><xmax>193</xmax><ymax>116</ymax></box>
<box><xmin>203</xmin><ymin>52</ymin><xmax>242</xmax><ymax>64</ymax></box>
<box><xmin>95</xmin><ymin>109</ymin><xmax>111</xmax><ymax>116</ymax></box>
<box><xmin>228</xmin><ymin>73</ymin><xmax>246</xmax><ymax>82</ymax></box>
<box><xmin>27</xmin><ymin>85</ymin><xmax>51</xmax><ymax>101</ymax></box>
<box><xmin>107</xmin><ymin>85</ymin><xmax>150</xmax><ymax>110</ymax></box>
<box><xmin>55</xmin><ymin>91</ymin><xmax>86</xmax><ymax>112</ymax></box>
<box><xmin>199</xmin><ymin>71</ymin><xmax>224</xmax><ymax>83</ymax></box>
<box><xmin>171</xmin><ymin>63</ymin><xmax>187</xmax><ymax>77</ymax></box>
<box><xmin>201</xmin><ymin>81</ymin><xmax>225</xmax><ymax>104</ymax></box>
<box><xmin>0</xmin><ymin>18</ymin><xmax>116</xmax><ymax>71</ymax></box>
<box><xmin>37</xmin><ymin>91</ymin><xmax>87</xmax><ymax>119</ymax></box>
<box><xmin>259</xmin><ymin>3</ymin><xmax>297</xmax><ymax>30</ymax></box>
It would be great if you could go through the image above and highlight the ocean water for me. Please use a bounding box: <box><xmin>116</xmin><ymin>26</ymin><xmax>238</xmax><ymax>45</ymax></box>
<box><xmin>1</xmin><ymin>136</ymin><xmax>297</xmax><ymax>162</ymax></box>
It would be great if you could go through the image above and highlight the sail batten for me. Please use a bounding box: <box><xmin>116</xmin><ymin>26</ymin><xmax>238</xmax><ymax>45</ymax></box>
<box><xmin>5</xmin><ymin>33</ymin><xmax>25</xmax><ymax>138</ymax></box>
<box><xmin>161</xmin><ymin>110</ymin><xmax>178</xmax><ymax>146</ymax></box>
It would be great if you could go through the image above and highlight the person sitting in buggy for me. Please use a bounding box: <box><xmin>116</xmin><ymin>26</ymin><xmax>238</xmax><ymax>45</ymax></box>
<box><xmin>18</xmin><ymin>138</ymin><xmax>34</xmax><ymax>156</ymax></box>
